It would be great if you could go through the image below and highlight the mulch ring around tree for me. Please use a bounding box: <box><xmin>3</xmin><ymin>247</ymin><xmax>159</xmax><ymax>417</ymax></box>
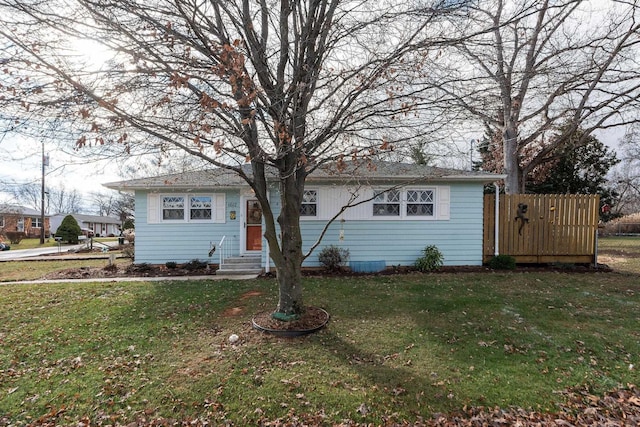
<box><xmin>252</xmin><ymin>306</ymin><xmax>329</xmax><ymax>337</ymax></box>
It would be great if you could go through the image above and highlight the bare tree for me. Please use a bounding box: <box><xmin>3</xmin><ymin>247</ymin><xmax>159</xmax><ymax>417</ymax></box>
<box><xmin>49</xmin><ymin>185</ymin><xmax>83</xmax><ymax>214</ymax></box>
<box><xmin>0</xmin><ymin>0</ymin><xmax>475</xmax><ymax>317</ymax></box>
<box><xmin>7</xmin><ymin>181</ymin><xmax>82</xmax><ymax>213</ymax></box>
<box><xmin>91</xmin><ymin>190</ymin><xmax>134</xmax><ymax>223</ymax></box>
<box><xmin>432</xmin><ymin>0</ymin><xmax>640</xmax><ymax>193</ymax></box>
<box><xmin>611</xmin><ymin>125</ymin><xmax>640</xmax><ymax>215</ymax></box>
<box><xmin>9</xmin><ymin>182</ymin><xmax>41</xmax><ymax>211</ymax></box>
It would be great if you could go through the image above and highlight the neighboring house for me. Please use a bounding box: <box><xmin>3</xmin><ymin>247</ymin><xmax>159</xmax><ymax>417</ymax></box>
<box><xmin>104</xmin><ymin>161</ymin><xmax>504</xmax><ymax>269</ymax></box>
<box><xmin>50</xmin><ymin>214</ymin><xmax>122</xmax><ymax>237</ymax></box>
<box><xmin>0</xmin><ymin>204</ymin><xmax>51</xmax><ymax>238</ymax></box>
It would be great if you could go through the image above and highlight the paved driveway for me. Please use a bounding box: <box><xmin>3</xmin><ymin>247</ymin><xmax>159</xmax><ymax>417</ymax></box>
<box><xmin>0</xmin><ymin>244</ymin><xmax>86</xmax><ymax>261</ymax></box>
<box><xmin>0</xmin><ymin>239</ymin><xmax>124</xmax><ymax>261</ymax></box>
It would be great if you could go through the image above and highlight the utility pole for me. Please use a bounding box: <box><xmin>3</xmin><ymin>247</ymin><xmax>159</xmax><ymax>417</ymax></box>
<box><xmin>40</xmin><ymin>142</ymin><xmax>46</xmax><ymax>244</ymax></box>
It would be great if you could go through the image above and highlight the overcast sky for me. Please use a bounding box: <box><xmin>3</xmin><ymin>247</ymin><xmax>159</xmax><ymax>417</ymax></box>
<box><xmin>0</xmin><ymin>1</ymin><xmax>632</xmax><ymax>212</ymax></box>
<box><xmin>0</xmin><ymin>133</ymin><xmax>124</xmax><ymax>211</ymax></box>
<box><xmin>1</xmin><ymin>126</ymin><xmax>627</xmax><ymax>213</ymax></box>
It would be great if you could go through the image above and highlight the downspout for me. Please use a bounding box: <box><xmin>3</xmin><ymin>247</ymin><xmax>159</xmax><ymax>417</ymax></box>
<box><xmin>494</xmin><ymin>182</ymin><xmax>500</xmax><ymax>257</ymax></box>
<box><xmin>264</xmin><ymin>189</ymin><xmax>270</xmax><ymax>274</ymax></box>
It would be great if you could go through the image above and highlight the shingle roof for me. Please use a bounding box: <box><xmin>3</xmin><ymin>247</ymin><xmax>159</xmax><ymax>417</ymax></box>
<box><xmin>104</xmin><ymin>167</ymin><xmax>248</xmax><ymax>191</ymax></box>
<box><xmin>0</xmin><ymin>204</ymin><xmax>48</xmax><ymax>216</ymax></box>
<box><xmin>103</xmin><ymin>161</ymin><xmax>504</xmax><ymax>191</ymax></box>
<box><xmin>51</xmin><ymin>214</ymin><xmax>121</xmax><ymax>224</ymax></box>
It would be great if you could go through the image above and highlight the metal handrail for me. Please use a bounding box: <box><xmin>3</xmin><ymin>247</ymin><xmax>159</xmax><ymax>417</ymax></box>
<box><xmin>218</xmin><ymin>235</ymin><xmax>227</xmax><ymax>266</ymax></box>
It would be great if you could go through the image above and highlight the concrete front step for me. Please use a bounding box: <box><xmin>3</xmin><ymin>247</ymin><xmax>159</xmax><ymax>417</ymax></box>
<box><xmin>216</xmin><ymin>269</ymin><xmax>263</xmax><ymax>276</ymax></box>
<box><xmin>223</xmin><ymin>256</ymin><xmax>262</xmax><ymax>264</ymax></box>
<box><xmin>216</xmin><ymin>256</ymin><xmax>262</xmax><ymax>276</ymax></box>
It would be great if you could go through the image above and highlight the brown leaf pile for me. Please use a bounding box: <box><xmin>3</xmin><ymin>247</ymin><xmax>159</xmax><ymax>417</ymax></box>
<box><xmin>424</xmin><ymin>385</ymin><xmax>640</xmax><ymax>426</ymax></box>
<box><xmin>8</xmin><ymin>385</ymin><xmax>638</xmax><ymax>426</ymax></box>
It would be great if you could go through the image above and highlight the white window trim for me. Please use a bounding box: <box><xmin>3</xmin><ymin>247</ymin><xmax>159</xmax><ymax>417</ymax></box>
<box><xmin>372</xmin><ymin>188</ymin><xmax>401</xmax><ymax>217</ymax></box>
<box><xmin>300</xmin><ymin>188</ymin><xmax>319</xmax><ymax>220</ymax></box>
<box><xmin>405</xmin><ymin>188</ymin><xmax>435</xmax><ymax>218</ymax></box>
<box><xmin>149</xmin><ymin>193</ymin><xmax>225</xmax><ymax>224</ymax></box>
<box><xmin>369</xmin><ymin>187</ymin><xmax>443</xmax><ymax>220</ymax></box>
<box><xmin>161</xmin><ymin>195</ymin><xmax>187</xmax><ymax>221</ymax></box>
<box><xmin>30</xmin><ymin>217</ymin><xmax>43</xmax><ymax>228</ymax></box>
<box><xmin>188</xmin><ymin>195</ymin><xmax>214</xmax><ymax>222</ymax></box>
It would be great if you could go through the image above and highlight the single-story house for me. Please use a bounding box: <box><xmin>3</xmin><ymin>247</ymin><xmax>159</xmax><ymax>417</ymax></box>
<box><xmin>104</xmin><ymin>161</ymin><xmax>504</xmax><ymax>270</ymax></box>
<box><xmin>0</xmin><ymin>204</ymin><xmax>51</xmax><ymax>238</ymax></box>
<box><xmin>50</xmin><ymin>214</ymin><xmax>122</xmax><ymax>237</ymax></box>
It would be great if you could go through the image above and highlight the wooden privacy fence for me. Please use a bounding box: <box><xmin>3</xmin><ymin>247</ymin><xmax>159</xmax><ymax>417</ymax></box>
<box><xmin>483</xmin><ymin>194</ymin><xmax>600</xmax><ymax>264</ymax></box>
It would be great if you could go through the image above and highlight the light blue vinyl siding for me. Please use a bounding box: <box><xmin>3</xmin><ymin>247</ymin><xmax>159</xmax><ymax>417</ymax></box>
<box><xmin>285</xmin><ymin>182</ymin><xmax>484</xmax><ymax>267</ymax></box>
<box><xmin>134</xmin><ymin>182</ymin><xmax>486</xmax><ymax>267</ymax></box>
<box><xmin>134</xmin><ymin>190</ymin><xmax>241</xmax><ymax>264</ymax></box>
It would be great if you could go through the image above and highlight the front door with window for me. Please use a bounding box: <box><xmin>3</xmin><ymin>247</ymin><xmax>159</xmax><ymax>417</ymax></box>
<box><xmin>245</xmin><ymin>199</ymin><xmax>262</xmax><ymax>252</ymax></box>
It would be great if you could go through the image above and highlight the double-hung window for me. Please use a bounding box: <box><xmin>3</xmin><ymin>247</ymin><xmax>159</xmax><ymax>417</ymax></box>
<box><xmin>150</xmin><ymin>193</ymin><xmax>224</xmax><ymax>224</ymax></box>
<box><xmin>162</xmin><ymin>196</ymin><xmax>185</xmax><ymax>220</ymax></box>
<box><xmin>161</xmin><ymin>195</ymin><xmax>216</xmax><ymax>222</ymax></box>
<box><xmin>406</xmin><ymin>189</ymin><xmax>434</xmax><ymax>217</ymax></box>
<box><xmin>190</xmin><ymin>196</ymin><xmax>212</xmax><ymax>220</ymax></box>
<box><xmin>300</xmin><ymin>190</ymin><xmax>318</xmax><ymax>217</ymax></box>
<box><xmin>370</xmin><ymin>188</ymin><xmax>441</xmax><ymax>219</ymax></box>
<box><xmin>30</xmin><ymin>217</ymin><xmax>42</xmax><ymax>228</ymax></box>
<box><xmin>373</xmin><ymin>189</ymin><xmax>400</xmax><ymax>216</ymax></box>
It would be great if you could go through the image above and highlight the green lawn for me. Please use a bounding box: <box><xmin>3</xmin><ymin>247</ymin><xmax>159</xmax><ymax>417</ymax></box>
<box><xmin>1</xmin><ymin>237</ymin><xmax>117</xmax><ymax>250</ymax></box>
<box><xmin>598</xmin><ymin>235</ymin><xmax>640</xmax><ymax>274</ymax></box>
<box><xmin>1</xmin><ymin>270</ymin><xmax>639</xmax><ymax>425</ymax></box>
<box><xmin>0</xmin><ymin>258</ymin><xmax>130</xmax><ymax>282</ymax></box>
<box><xmin>1</xmin><ymin>237</ymin><xmax>60</xmax><ymax>249</ymax></box>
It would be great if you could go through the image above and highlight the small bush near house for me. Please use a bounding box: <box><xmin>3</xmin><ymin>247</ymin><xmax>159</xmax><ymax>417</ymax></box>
<box><xmin>183</xmin><ymin>259</ymin><xmax>208</xmax><ymax>271</ymax></box>
<box><xmin>122</xmin><ymin>228</ymin><xmax>135</xmax><ymax>244</ymax></box>
<box><xmin>414</xmin><ymin>245</ymin><xmax>444</xmax><ymax>272</ymax></box>
<box><xmin>122</xmin><ymin>246</ymin><xmax>135</xmax><ymax>260</ymax></box>
<box><xmin>56</xmin><ymin>215</ymin><xmax>82</xmax><ymax>244</ymax></box>
<box><xmin>126</xmin><ymin>263</ymin><xmax>153</xmax><ymax>274</ymax></box>
<box><xmin>488</xmin><ymin>254</ymin><xmax>517</xmax><ymax>270</ymax></box>
<box><xmin>165</xmin><ymin>261</ymin><xmax>178</xmax><ymax>269</ymax></box>
<box><xmin>318</xmin><ymin>245</ymin><xmax>350</xmax><ymax>272</ymax></box>
<box><xmin>4</xmin><ymin>231</ymin><xmax>26</xmax><ymax>244</ymax></box>
<box><xmin>103</xmin><ymin>263</ymin><xmax>118</xmax><ymax>273</ymax></box>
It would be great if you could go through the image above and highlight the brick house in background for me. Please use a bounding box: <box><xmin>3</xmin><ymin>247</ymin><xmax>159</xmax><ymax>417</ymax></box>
<box><xmin>0</xmin><ymin>205</ymin><xmax>51</xmax><ymax>239</ymax></box>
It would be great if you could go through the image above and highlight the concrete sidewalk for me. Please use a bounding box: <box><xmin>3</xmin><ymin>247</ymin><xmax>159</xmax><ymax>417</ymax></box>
<box><xmin>1</xmin><ymin>274</ymin><xmax>259</xmax><ymax>286</ymax></box>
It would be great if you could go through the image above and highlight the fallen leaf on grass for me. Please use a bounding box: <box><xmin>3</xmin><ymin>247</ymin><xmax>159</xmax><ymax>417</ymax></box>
<box><xmin>356</xmin><ymin>403</ymin><xmax>369</xmax><ymax>415</ymax></box>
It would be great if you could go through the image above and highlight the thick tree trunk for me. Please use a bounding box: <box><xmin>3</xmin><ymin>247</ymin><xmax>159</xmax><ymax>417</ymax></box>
<box><xmin>273</xmin><ymin>169</ymin><xmax>306</xmax><ymax>317</ymax></box>
<box><xmin>274</xmin><ymin>245</ymin><xmax>304</xmax><ymax>316</ymax></box>
<box><xmin>503</xmin><ymin>125</ymin><xmax>522</xmax><ymax>194</ymax></box>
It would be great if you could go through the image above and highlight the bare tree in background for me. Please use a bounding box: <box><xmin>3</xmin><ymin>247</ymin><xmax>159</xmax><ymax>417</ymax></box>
<box><xmin>91</xmin><ymin>190</ymin><xmax>134</xmax><ymax>223</ymax></box>
<box><xmin>49</xmin><ymin>186</ymin><xmax>83</xmax><ymax>214</ymax></box>
<box><xmin>8</xmin><ymin>182</ymin><xmax>41</xmax><ymax>211</ymax></box>
<box><xmin>9</xmin><ymin>182</ymin><xmax>82</xmax><ymax>213</ymax></box>
<box><xmin>611</xmin><ymin>125</ymin><xmax>640</xmax><ymax>215</ymax></box>
<box><xmin>0</xmin><ymin>0</ymin><xmax>477</xmax><ymax>317</ymax></box>
<box><xmin>432</xmin><ymin>0</ymin><xmax>640</xmax><ymax>193</ymax></box>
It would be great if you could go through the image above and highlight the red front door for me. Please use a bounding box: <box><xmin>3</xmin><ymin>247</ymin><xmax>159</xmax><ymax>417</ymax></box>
<box><xmin>246</xmin><ymin>200</ymin><xmax>262</xmax><ymax>251</ymax></box>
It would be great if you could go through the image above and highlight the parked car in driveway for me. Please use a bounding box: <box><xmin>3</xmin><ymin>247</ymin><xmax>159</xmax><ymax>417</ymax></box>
<box><xmin>0</xmin><ymin>242</ymin><xmax>10</xmax><ymax>251</ymax></box>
